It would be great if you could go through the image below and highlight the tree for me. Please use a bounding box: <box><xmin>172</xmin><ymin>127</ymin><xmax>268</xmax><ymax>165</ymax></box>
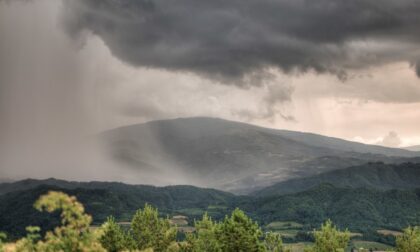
<box><xmin>396</xmin><ymin>226</ymin><xmax>420</xmax><ymax>252</ymax></box>
<box><xmin>304</xmin><ymin>220</ymin><xmax>350</xmax><ymax>252</ymax></box>
<box><xmin>264</xmin><ymin>232</ymin><xmax>285</xmax><ymax>252</ymax></box>
<box><xmin>217</xmin><ymin>208</ymin><xmax>266</xmax><ymax>252</ymax></box>
<box><xmin>184</xmin><ymin>213</ymin><xmax>221</xmax><ymax>252</ymax></box>
<box><xmin>33</xmin><ymin>191</ymin><xmax>105</xmax><ymax>252</ymax></box>
<box><xmin>0</xmin><ymin>232</ymin><xmax>6</xmax><ymax>252</ymax></box>
<box><xmin>99</xmin><ymin>216</ymin><xmax>128</xmax><ymax>252</ymax></box>
<box><xmin>130</xmin><ymin>203</ymin><xmax>177</xmax><ymax>251</ymax></box>
<box><xmin>15</xmin><ymin>226</ymin><xmax>41</xmax><ymax>252</ymax></box>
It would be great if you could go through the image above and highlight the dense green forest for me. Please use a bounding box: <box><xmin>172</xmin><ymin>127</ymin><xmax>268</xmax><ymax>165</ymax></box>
<box><xmin>0</xmin><ymin>184</ymin><xmax>237</xmax><ymax>239</ymax></box>
<box><xmin>2</xmin><ymin>191</ymin><xmax>419</xmax><ymax>252</ymax></box>
<box><xmin>247</xmin><ymin>183</ymin><xmax>420</xmax><ymax>230</ymax></box>
<box><xmin>2</xmin><ymin>181</ymin><xmax>420</xmax><ymax>247</ymax></box>
<box><xmin>253</xmin><ymin>162</ymin><xmax>420</xmax><ymax>196</ymax></box>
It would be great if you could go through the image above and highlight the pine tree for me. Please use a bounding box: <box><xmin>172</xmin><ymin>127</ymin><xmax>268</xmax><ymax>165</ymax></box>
<box><xmin>184</xmin><ymin>213</ymin><xmax>221</xmax><ymax>252</ymax></box>
<box><xmin>217</xmin><ymin>208</ymin><xmax>266</xmax><ymax>252</ymax></box>
<box><xmin>304</xmin><ymin>220</ymin><xmax>350</xmax><ymax>252</ymax></box>
<box><xmin>265</xmin><ymin>232</ymin><xmax>285</xmax><ymax>252</ymax></box>
<box><xmin>99</xmin><ymin>216</ymin><xmax>127</xmax><ymax>252</ymax></box>
<box><xmin>130</xmin><ymin>203</ymin><xmax>177</xmax><ymax>251</ymax></box>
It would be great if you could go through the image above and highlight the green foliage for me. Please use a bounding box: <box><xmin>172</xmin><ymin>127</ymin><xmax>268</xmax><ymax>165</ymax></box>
<box><xmin>254</xmin><ymin>162</ymin><xmax>420</xmax><ymax>196</ymax></box>
<box><xmin>34</xmin><ymin>191</ymin><xmax>92</xmax><ymax>231</ymax></box>
<box><xmin>2</xmin><ymin>189</ymin><xmax>416</xmax><ymax>252</ymax></box>
<box><xmin>0</xmin><ymin>184</ymin><xmax>234</xmax><ymax>239</ymax></box>
<box><xmin>396</xmin><ymin>226</ymin><xmax>420</xmax><ymax>252</ymax></box>
<box><xmin>183</xmin><ymin>211</ymin><xmax>291</xmax><ymax>252</ymax></box>
<box><xmin>0</xmin><ymin>232</ymin><xmax>6</xmax><ymax>252</ymax></box>
<box><xmin>4</xmin><ymin>181</ymin><xmax>420</xmax><ymax>241</ymax></box>
<box><xmin>35</xmin><ymin>191</ymin><xmax>105</xmax><ymax>251</ymax></box>
<box><xmin>264</xmin><ymin>232</ymin><xmax>286</xmax><ymax>252</ymax></box>
<box><xmin>16</xmin><ymin>191</ymin><xmax>105</xmax><ymax>252</ymax></box>
<box><xmin>250</xmin><ymin>184</ymin><xmax>420</xmax><ymax>232</ymax></box>
<box><xmin>14</xmin><ymin>226</ymin><xmax>41</xmax><ymax>252</ymax></box>
<box><xmin>304</xmin><ymin>220</ymin><xmax>350</xmax><ymax>252</ymax></box>
<box><xmin>184</xmin><ymin>213</ymin><xmax>221</xmax><ymax>252</ymax></box>
<box><xmin>99</xmin><ymin>217</ymin><xmax>128</xmax><ymax>252</ymax></box>
<box><xmin>9</xmin><ymin>194</ymin><xmax>283</xmax><ymax>252</ymax></box>
<box><xmin>217</xmin><ymin>208</ymin><xmax>266</xmax><ymax>252</ymax></box>
<box><xmin>130</xmin><ymin>203</ymin><xmax>177</xmax><ymax>251</ymax></box>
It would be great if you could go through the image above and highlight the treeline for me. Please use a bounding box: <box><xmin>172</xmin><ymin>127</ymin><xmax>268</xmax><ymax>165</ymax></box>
<box><xmin>1</xmin><ymin>191</ymin><xmax>420</xmax><ymax>252</ymax></box>
<box><xmin>246</xmin><ymin>184</ymin><xmax>420</xmax><ymax>231</ymax></box>
<box><xmin>3</xmin><ymin>182</ymin><xmax>420</xmax><ymax>240</ymax></box>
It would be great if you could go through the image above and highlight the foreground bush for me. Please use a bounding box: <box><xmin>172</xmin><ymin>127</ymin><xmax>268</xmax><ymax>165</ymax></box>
<box><xmin>217</xmin><ymin>208</ymin><xmax>266</xmax><ymax>252</ymax></box>
<box><xmin>396</xmin><ymin>226</ymin><xmax>420</xmax><ymax>252</ymax></box>
<box><xmin>182</xmin><ymin>213</ymin><xmax>221</xmax><ymax>252</ymax></box>
<box><xmin>99</xmin><ymin>217</ymin><xmax>129</xmax><ymax>252</ymax></box>
<box><xmin>15</xmin><ymin>191</ymin><xmax>105</xmax><ymax>252</ymax></box>
<box><xmin>131</xmin><ymin>204</ymin><xmax>177</xmax><ymax>251</ymax></box>
<box><xmin>304</xmin><ymin>220</ymin><xmax>350</xmax><ymax>252</ymax></box>
<box><xmin>0</xmin><ymin>232</ymin><xmax>6</xmax><ymax>252</ymax></box>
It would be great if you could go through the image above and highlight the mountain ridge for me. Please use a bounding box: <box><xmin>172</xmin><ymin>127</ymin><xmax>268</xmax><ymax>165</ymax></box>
<box><xmin>100</xmin><ymin>117</ymin><xmax>420</xmax><ymax>193</ymax></box>
<box><xmin>106</xmin><ymin>117</ymin><xmax>417</xmax><ymax>157</ymax></box>
<box><xmin>253</xmin><ymin>162</ymin><xmax>420</xmax><ymax>197</ymax></box>
<box><xmin>404</xmin><ymin>145</ymin><xmax>420</xmax><ymax>152</ymax></box>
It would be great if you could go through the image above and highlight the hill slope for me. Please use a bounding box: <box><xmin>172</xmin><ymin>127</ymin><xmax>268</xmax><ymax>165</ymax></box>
<box><xmin>101</xmin><ymin>117</ymin><xmax>419</xmax><ymax>193</ymax></box>
<box><xmin>1</xmin><ymin>180</ymin><xmax>420</xmax><ymax>239</ymax></box>
<box><xmin>253</xmin><ymin>162</ymin><xmax>420</xmax><ymax>196</ymax></box>
<box><xmin>245</xmin><ymin>184</ymin><xmax>420</xmax><ymax>231</ymax></box>
<box><xmin>0</xmin><ymin>180</ymin><xmax>236</xmax><ymax>238</ymax></box>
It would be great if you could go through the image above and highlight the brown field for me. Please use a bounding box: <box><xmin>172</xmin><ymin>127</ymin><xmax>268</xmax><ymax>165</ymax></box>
<box><xmin>377</xmin><ymin>229</ymin><xmax>403</xmax><ymax>236</ymax></box>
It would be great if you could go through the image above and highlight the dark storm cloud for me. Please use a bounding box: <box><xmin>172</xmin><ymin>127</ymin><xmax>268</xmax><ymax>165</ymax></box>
<box><xmin>61</xmin><ymin>0</ymin><xmax>420</xmax><ymax>85</ymax></box>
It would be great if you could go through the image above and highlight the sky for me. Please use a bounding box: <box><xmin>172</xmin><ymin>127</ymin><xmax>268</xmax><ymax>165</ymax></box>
<box><xmin>1</xmin><ymin>0</ymin><xmax>420</xmax><ymax>180</ymax></box>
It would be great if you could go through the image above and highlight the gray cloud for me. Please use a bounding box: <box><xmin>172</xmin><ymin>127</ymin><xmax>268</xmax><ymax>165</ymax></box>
<box><xmin>61</xmin><ymin>0</ymin><xmax>420</xmax><ymax>86</ymax></box>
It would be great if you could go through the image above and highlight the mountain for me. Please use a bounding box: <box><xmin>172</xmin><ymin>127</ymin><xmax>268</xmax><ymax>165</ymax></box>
<box><xmin>253</xmin><ymin>162</ymin><xmax>420</xmax><ymax>196</ymax></box>
<box><xmin>2</xmin><ymin>179</ymin><xmax>420</xmax><ymax>239</ymax></box>
<box><xmin>404</xmin><ymin>145</ymin><xmax>420</xmax><ymax>152</ymax></box>
<box><xmin>101</xmin><ymin>117</ymin><xmax>420</xmax><ymax>193</ymax></box>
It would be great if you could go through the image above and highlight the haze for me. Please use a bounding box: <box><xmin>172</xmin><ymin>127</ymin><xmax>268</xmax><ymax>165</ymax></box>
<box><xmin>1</xmin><ymin>0</ymin><xmax>420</xmax><ymax>183</ymax></box>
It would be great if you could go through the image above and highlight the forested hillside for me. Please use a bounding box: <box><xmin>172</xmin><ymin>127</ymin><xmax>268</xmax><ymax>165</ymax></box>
<box><xmin>1</xmin><ymin>180</ymin><xmax>420</xmax><ymax>241</ymax></box>
<box><xmin>246</xmin><ymin>184</ymin><xmax>420</xmax><ymax>231</ymax></box>
<box><xmin>0</xmin><ymin>184</ymin><xmax>236</xmax><ymax>239</ymax></box>
<box><xmin>253</xmin><ymin>162</ymin><xmax>420</xmax><ymax>196</ymax></box>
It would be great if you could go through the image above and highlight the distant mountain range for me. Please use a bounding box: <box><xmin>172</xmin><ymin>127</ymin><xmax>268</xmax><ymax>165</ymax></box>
<box><xmin>101</xmin><ymin>117</ymin><xmax>420</xmax><ymax>193</ymax></box>
<box><xmin>404</xmin><ymin>145</ymin><xmax>420</xmax><ymax>152</ymax></box>
<box><xmin>253</xmin><ymin>162</ymin><xmax>420</xmax><ymax>196</ymax></box>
